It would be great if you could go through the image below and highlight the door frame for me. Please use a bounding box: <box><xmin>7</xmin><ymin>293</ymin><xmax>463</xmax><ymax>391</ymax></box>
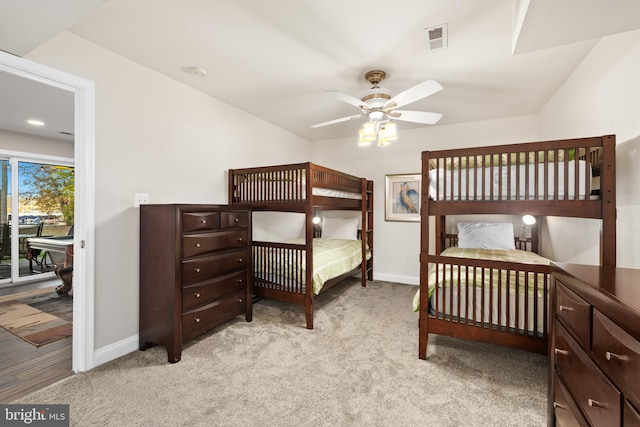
<box><xmin>0</xmin><ymin>50</ymin><xmax>96</xmax><ymax>372</ymax></box>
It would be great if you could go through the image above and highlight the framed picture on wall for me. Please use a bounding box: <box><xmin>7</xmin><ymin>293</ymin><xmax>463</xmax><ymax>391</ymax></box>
<box><xmin>385</xmin><ymin>173</ymin><xmax>421</xmax><ymax>222</ymax></box>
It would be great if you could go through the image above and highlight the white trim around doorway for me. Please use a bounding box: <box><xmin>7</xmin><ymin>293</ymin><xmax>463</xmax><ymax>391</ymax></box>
<box><xmin>0</xmin><ymin>51</ymin><xmax>96</xmax><ymax>372</ymax></box>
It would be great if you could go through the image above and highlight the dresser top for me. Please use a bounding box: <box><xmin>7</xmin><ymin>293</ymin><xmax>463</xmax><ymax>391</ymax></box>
<box><xmin>552</xmin><ymin>262</ymin><xmax>640</xmax><ymax>337</ymax></box>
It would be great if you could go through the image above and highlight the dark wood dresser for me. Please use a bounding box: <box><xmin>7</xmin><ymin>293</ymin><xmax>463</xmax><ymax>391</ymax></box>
<box><xmin>549</xmin><ymin>263</ymin><xmax>640</xmax><ymax>426</ymax></box>
<box><xmin>139</xmin><ymin>204</ymin><xmax>252</xmax><ymax>363</ymax></box>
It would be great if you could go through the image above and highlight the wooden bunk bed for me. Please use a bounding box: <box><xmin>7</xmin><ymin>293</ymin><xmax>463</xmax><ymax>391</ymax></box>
<box><xmin>418</xmin><ymin>135</ymin><xmax>616</xmax><ymax>359</ymax></box>
<box><xmin>228</xmin><ymin>162</ymin><xmax>374</xmax><ymax>329</ymax></box>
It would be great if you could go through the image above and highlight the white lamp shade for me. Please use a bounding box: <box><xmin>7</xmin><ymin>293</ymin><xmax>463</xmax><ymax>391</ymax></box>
<box><xmin>362</xmin><ymin>122</ymin><xmax>376</xmax><ymax>141</ymax></box>
<box><xmin>358</xmin><ymin>129</ymin><xmax>372</xmax><ymax>146</ymax></box>
<box><xmin>384</xmin><ymin>122</ymin><xmax>398</xmax><ymax>140</ymax></box>
<box><xmin>522</xmin><ymin>215</ymin><xmax>536</xmax><ymax>225</ymax></box>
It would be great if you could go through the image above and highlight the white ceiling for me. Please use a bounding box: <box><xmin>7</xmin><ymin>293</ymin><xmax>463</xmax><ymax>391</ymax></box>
<box><xmin>2</xmin><ymin>0</ymin><xmax>640</xmax><ymax>143</ymax></box>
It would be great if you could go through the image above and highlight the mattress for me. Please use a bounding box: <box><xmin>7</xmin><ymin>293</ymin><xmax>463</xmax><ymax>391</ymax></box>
<box><xmin>236</xmin><ymin>178</ymin><xmax>362</xmax><ymax>201</ymax></box>
<box><xmin>428</xmin><ymin>159</ymin><xmax>591</xmax><ymax>200</ymax></box>
<box><xmin>413</xmin><ymin>247</ymin><xmax>552</xmax><ymax>333</ymax></box>
<box><xmin>313</xmin><ymin>187</ymin><xmax>362</xmax><ymax>199</ymax></box>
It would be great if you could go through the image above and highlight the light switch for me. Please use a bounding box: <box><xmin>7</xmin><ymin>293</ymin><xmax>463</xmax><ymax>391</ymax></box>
<box><xmin>134</xmin><ymin>193</ymin><xmax>149</xmax><ymax>208</ymax></box>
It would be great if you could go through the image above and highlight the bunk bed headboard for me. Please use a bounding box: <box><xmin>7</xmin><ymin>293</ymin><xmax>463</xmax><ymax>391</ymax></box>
<box><xmin>435</xmin><ymin>215</ymin><xmax>540</xmax><ymax>254</ymax></box>
<box><xmin>421</xmin><ymin>135</ymin><xmax>616</xmax><ymax>266</ymax></box>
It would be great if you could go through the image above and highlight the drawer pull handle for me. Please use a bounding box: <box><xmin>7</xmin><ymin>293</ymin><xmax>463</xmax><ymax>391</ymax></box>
<box><xmin>234</xmin><ymin>218</ymin><xmax>239</xmax><ymax>223</ymax></box>
<box><xmin>605</xmin><ymin>351</ymin><xmax>626</xmax><ymax>361</ymax></box>
<box><xmin>194</xmin><ymin>292</ymin><xmax>201</xmax><ymax>298</ymax></box>
<box><xmin>194</xmin><ymin>268</ymin><xmax>201</xmax><ymax>273</ymax></box>
<box><xmin>554</xmin><ymin>348</ymin><xmax>568</xmax><ymax>356</ymax></box>
<box><xmin>237</xmin><ymin>237</ymin><xmax>243</xmax><ymax>242</ymax></box>
<box><xmin>201</xmin><ymin>219</ymin><xmax>207</xmax><ymax>224</ymax></box>
<box><xmin>238</xmin><ymin>258</ymin><xmax>243</xmax><ymax>263</ymax></box>
<box><xmin>559</xmin><ymin>305</ymin><xmax>574</xmax><ymax>312</ymax></box>
<box><xmin>195</xmin><ymin>243</ymin><xmax>201</xmax><ymax>248</ymax></box>
<box><xmin>236</xmin><ymin>298</ymin><xmax>243</xmax><ymax>303</ymax></box>
<box><xmin>588</xmin><ymin>399</ymin><xmax>606</xmax><ymax>408</ymax></box>
<box><xmin>236</xmin><ymin>279</ymin><xmax>243</xmax><ymax>283</ymax></box>
<box><xmin>194</xmin><ymin>318</ymin><xmax>201</xmax><ymax>323</ymax></box>
<box><xmin>553</xmin><ymin>402</ymin><xmax>567</xmax><ymax>410</ymax></box>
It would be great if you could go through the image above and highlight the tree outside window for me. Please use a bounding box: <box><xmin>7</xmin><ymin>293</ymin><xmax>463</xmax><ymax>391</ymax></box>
<box><xmin>23</xmin><ymin>164</ymin><xmax>74</xmax><ymax>225</ymax></box>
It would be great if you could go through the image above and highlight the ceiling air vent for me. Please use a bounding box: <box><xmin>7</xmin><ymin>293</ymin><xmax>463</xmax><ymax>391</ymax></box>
<box><xmin>424</xmin><ymin>23</ymin><xmax>448</xmax><ymax>51</ymax></box>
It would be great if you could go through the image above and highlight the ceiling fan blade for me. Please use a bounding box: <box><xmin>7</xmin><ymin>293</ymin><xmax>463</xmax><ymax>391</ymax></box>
<box><xmin>310</xmin><ymin>114</ymin><xmax>365</xmax><ymax>128</ymax></box>
<box><xmin>392</xmin><ymin>110</ymin><xmax>443</xmax><ymax>125</ymax></box>
<box><xmin>382</xmin><ymin>102</ymin><xmax>398</xmax><ymax>112</ymax></box>
<box><xmin>326</xmin><ymin>90</ymin><xmax>369</xmax><ymax>110</ymax></box>
<box><xmin>385</xmin><ymin>79</ymin><xmax>443</xmax><ymax>109</ymax></box>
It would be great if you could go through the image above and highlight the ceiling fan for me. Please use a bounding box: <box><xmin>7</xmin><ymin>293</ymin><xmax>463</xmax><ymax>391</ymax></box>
<box><xmin>310</xmin><ymin>70</ymin><xmax>443</xmax><ymax>129</ymax></box>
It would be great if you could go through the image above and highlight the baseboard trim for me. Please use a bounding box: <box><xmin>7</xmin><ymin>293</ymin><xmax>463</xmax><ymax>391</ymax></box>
<box><xmin>373</xmin><ymin>273</ymin><xmax>418</xmax><ymax>286</ymax></box>
<box><xmin>93</xmin><ymin>334</ymin><xmax>139</xmax><ymax>368</ymax></box>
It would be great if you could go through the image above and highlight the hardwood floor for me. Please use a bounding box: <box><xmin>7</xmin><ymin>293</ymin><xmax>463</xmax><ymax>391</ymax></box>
<box><xmin>0</xmin><ymin>284</ymin><xmax>73</xmax><ymax>402</ymax></box>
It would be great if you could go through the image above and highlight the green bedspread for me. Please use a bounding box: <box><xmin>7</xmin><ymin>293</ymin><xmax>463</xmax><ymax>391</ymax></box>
<box><xmin>412</xmin><ymin>247</ymin><xmax>552</xmax><ymax>312</ymax></box>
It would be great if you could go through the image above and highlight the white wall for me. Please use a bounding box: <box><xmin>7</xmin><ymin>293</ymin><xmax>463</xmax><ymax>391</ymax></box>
<box><xmin>538</xmin><ymin>29</ymin><xmax>640</xmax><ymax>268</ymax></box>
<box><xmin>311</xmin><ymin>115</ymin><xmax>539</xmax><ymax>284</ymax></box>
<box><xmin>25</xmin><ymin>32</ymin><xmax>311</xmax><ymax>351</ymax></box>
<box><xmin>0</xmin><ymin>129</ymin><xmax>73</xmax><ymax>158</ymax></box>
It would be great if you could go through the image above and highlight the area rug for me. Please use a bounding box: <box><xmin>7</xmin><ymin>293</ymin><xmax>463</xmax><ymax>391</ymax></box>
<box><xmin>0</xmin><ymin>289</ymin><xmax>72</xmax><ymax>346</ymax></box>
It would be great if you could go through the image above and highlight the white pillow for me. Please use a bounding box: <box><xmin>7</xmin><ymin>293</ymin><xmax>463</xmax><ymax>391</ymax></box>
<box><xmin>457</xmin><ymin>222</ymin><xmax>515</xmax><ymax>250</ymax></box>
<box><xmin>322</xmin><ymin>217</ymin><xmax>358</xmax><ymax>240</ymax></box>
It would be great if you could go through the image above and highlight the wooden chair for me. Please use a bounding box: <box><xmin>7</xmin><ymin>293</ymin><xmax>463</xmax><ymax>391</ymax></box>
<box><xmin>0</xmin><ymin>223</ymin><xmax>9</xmax><ymax>261</ymax></box>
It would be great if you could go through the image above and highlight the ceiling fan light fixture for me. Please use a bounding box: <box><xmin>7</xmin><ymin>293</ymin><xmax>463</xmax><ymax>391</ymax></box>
<box><xmin>369</xmin><ymin>111</ymin><xmax>384</xmax><ymax>121</ymax></box>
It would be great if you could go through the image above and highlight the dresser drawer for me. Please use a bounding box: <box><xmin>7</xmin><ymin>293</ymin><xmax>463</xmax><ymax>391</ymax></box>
<box><xmin>221</xmin><ymin>211</ymin><xmax>249</xmax><ymax>229</ymax></box>
<box><xmin>182</xmin><ymin>271</ymin><xmax>247</xmax><ymax>311</ymax></box>
<box><xmin>182</xmin><ymin>230</ymin><xmax>248</xmax><ymax>258</ymax></box>
<box><xmin>592</xmin><ymin>309</ymin><xmax>640</xmax><ymax>406</ymax></box>
<box><xmin>553</xmin><ymin>375</ymin><xmax>584</xmax><ymax>427</ymax></box>
<box><xmin>182</xmin><ymin>211</ymin><xmax>220</xmax><ymax>232</ymax></box>
<box><xmin>556</xmin><ymin>282</ymin><xmax>591</xmax><ymax>350</ymax></box>
<box><xmin>554</xmin><ymin>323</ymin><xmax>621</xmax><ymax>426</ymax></box>
<box><xmin>182</xmin><ymin>250</ymin><xmax>247</xmax><ymax>285</ymax></box>
<box><xmin>625</xmin><ymin>400</ymin><xmax>640</xmax><ymax>427</ymax></box>
<box><xmin>182</xmin><ymin>290</ymin><xmax>246</xmax><ymax>342</ymax></box>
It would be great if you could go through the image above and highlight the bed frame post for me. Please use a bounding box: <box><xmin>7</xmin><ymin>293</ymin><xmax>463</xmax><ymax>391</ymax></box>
<box><xmin>304</xmin><ymin>163</ymin><xmax>314</xmax><ymax>329</ymax></box>
<box><xmin>435</xmin><ymin>216</ymin><xmax>446</xmax><ymax>254</ymax></box>
<box><xmin>601</xmin><ymin>135</ymin><xmax>616</xmax><ymax>267</ymax></box>
<box><xmin>367</xmin><ymin>180</ymin><xmax>374</xmax><ymax>281</ymax></box>
<box><xmin>360</xmin><ymin>178</ymin><xmax>368</xmax><ymax>287</ymax></box>
<box><xmin>532</xmin><ymin>217</ymin><xmax>539</xmax><ymax>254</ymax></box>
<box><xmin>419</xmin><ymin>152</ymin><xmax>431</xmax><ymax>359</ymax></box>
<box><xmin>228</xmin><ymin>169</ymin><xmax>234</xmax><ymax>204</ymax></box>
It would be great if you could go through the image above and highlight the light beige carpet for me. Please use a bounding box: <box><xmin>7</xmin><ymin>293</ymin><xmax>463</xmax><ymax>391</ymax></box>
<box><xmin>13</xmin><ymin>280</ymin><xmax>547</xmax><ymax>426</ymax></box>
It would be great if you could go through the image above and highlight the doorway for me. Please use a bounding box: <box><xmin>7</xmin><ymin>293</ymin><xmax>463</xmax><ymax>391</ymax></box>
<box><xmin>0</xmin><ymin>50</ymin><xmax>95</xmax><ymax>373</ymax></box>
